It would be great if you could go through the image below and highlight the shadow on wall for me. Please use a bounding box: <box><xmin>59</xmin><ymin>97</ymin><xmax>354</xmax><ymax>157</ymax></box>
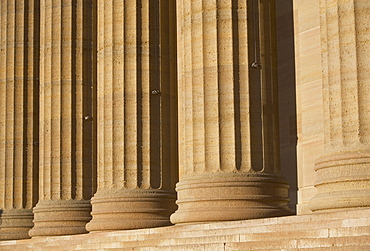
<box><xmin>276</xmin><ymin>0</ymin><xmax>297</xmax><ymax>213</ymax></box>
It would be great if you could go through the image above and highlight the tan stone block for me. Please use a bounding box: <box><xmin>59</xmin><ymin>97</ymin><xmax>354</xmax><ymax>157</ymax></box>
<box><xmin>228</xmin><ymin>240</ymin><xmax>298</xmax><ymax>250</ymax></box>
<box><xmin>298</xmin><ymin>236</ymin><xmax>370</xmax><ymax>249</ymax></box>
<box><xmin>330</xmin><ymin>226</ymin><xmax>370</xmax><ymax>238</ymax></box>
<box><xmin>294</xmin><ymin>0</ymin><xmax>320</xmax><ymax>33</ymax></box>
<box><xmin>239</xmin><ymin>229</ymin><xmax>329</xmax><ymax>242</ymax></box>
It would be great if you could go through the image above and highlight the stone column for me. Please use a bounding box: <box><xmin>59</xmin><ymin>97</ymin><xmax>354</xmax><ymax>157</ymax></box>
<box><xmin>171</xmin><ymin>0</ymin><xmax>291</xmax><ymax>224</ymax></box>
<box><xmin>0</xmin><ymin>1</ymin><xmax>40</xmax><ymax>240</ymax></box>
<box><xmin>29</xmin><ymin>0</ymin><xmax>96</xmax><ymax>237</ymax></box>
<box><xmin>86</xmin><ymin>0</ymin><xmax>178</xmax><ymax>231</ymax></box>
<box><xmin>309</xmin><ymin>0</ymin><xmax>370</xmax><ymax>211</ymax></box>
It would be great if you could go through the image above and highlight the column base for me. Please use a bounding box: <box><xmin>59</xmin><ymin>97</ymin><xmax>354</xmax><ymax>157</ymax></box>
<box><xmin>28</xmin><ymin>200</ymin><xmax>92</xmax><ymax>237</ymax></box>
<box><xmin>0</xmin><ymin>209</ymin><xmax>33</xmax><ymax>240</ymax></box>
<box><xmin>170</xmin><ymin>173</ymin><xmax>292</xmax><ymax>224</ymax></box>
<box><xmin>309</xmin><ymin>152</ymin><xmax>370</xmax><ymax>212</ymax></box>
<box><xmin>86</xmin><ymin>189</ymin><xmax>177</xmax><ymax>232</ymax></box>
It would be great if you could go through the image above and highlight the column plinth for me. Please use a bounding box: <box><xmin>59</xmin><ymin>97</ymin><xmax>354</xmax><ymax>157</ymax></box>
<box><xmin>172</xmin><ymin>174</ymin><xmax>290</xmax><ymax>223</ymax></box>
<box><xmin>171</xmin><ymin>0</ymin><xmax>291</xmax><ymax>224</ymax></box>
<box><xmin>86</xmin><ymin>0</ymin><xmax>178</xmax><ymax>232</ymax></box>
<box><xmin>87</xmin><ymin>190</ymin><xmax>176</xmax><ymax>230</ymax></box>
<box><xmin>309</xmin><ymin>0</ymin><xmax>370</xmax><ymax>212</ymax></box>
<box><xmin>29</xmin><ymin>201</ymin><xmax>92</xmax><ymax>237</ymax></box>
<box><xmin>310</xmin><ymin>151</ymin><xmax>370</xmax><ymax>211</ymax></box>
<box><xmin>0</xmin><ymin>210</ymin><xmax>34</xmax><ymax>240</ymax></box>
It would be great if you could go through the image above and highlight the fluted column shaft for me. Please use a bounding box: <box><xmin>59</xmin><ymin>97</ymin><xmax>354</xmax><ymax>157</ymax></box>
<box><xmin>86</xmin><ymin>0</ymin><xmax>178</xmax><ymax>231</ymax></box>
<box><xmin>310</xmin><ymin>0</ymin><xmax>370</xmax><ymax>211</ymax></box>
<box><xmin>171</xmin><ymin>0</ymin><xmax>291</xmax><ymax>224</ymax></box>
<box><xmin>29</xmin><ymin>0</ymin><xmax>96</xmax><ymax>237</ymax></box>
<box><xmin>0</xmin><ymin>1</ymin><xmax>39</xmax><ymax>240</ymax></box>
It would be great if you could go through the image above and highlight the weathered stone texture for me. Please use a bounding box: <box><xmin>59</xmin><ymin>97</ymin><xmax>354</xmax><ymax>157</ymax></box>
<box><xmin>1</xmin><ymin>208</ymin><xmax>370</xmax><ymax>250</ymax></box>
<box><xmin>86</xmin><ymin>0</ymin><xmax>178</xmax><ymax>232</ymax></box>
<box><xmin>0</xmin><ymin>0</ymin><xmax>40</xmax><ymax>240</ymax></box>
<box><xmin>293</xmin><ymin>0</ymin><xmax>324</xmax><ymax>214</ymax></box>
<box><xmin>309</xmin><ymin>0</ymin><xmax>370</xmax><ymax>212</ymax></box>
<box><xmin>171</xmin><ymin>0</ymin><xmax>291</xmax><ymax>224</ymax></box>
<box><xmin>1</xmin><ymin>0</ymin><xmax>370</xmax><ymax>248</ymax></box>
<box><xmin>29</xmin><ymin>0</ymin><xmax>96</xmax><ymax>237</ymax></box>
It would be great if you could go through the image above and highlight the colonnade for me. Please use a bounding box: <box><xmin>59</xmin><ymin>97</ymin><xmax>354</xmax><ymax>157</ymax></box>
<box><xmin>0</xmin><ymin>0</ymin><xmax>369</xmax><ymax>240</ymax></box>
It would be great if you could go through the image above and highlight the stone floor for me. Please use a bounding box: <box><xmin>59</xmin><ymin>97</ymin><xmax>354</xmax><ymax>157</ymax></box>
<box><xmin>1</xmin><ymin>208</ymin><xmax>370</xmax><ymax>250</ymax></box>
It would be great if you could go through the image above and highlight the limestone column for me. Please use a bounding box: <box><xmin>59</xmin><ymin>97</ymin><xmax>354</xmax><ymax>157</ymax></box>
<box><xmin>29</xmin><ymin>0</ymin><xmax>96</xmax><ymax>237</ymax></box>
<box><xmin>0</xmin><ymin>1</ymin><xmax>40</xmax><ymax>240</ymax></box>
<box><xmin>309</xmin><ymin>0</ymin><xmax>370</xmax><ymax>211</ymax></box>
<box><xmin>171</xmin><ymin>0</ymin><xmax>291</xmax><ymax>224</ymax></box>
<box><xmin>86</xmin><ymin>0</ymin><xmax>178</xmax><ymax>231</ymax></box>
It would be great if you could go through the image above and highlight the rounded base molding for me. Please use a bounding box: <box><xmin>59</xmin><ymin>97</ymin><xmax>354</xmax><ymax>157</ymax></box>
<box><xmin>0</xmin><ymin>209</ymin><xmax>33</xmax><ymax>240</ymax></box>
<box><xmin>170</xmin><ymin>173</ymin><xmax>292</xmax><ymax>224</ymax></box>
<box><xmin>86</xmin><ymin>189</ymin><xmax>177</xmax><ymax>232</ymax></box>
<box><xmin>28</xmin><ymin>200</ymin><xmax>92</xmax><ymax>237</ymax></box>
<box><xmin>309</xmin><ymin>152</ymin><xmax>370</xmax><ymax>212</ymax></box>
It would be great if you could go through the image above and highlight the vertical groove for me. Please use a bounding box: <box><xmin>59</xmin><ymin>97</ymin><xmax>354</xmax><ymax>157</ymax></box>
<box><xmin>60</xmin><ymin>0</ymin><xmax>72</xmax><ymax>200</ymax></box>
<box><xmin>14</xmin><ymin>0</ymin><xmax>25</xmax><ymax>209</ymax></box>
<box><xmin>217</xmin><ymin>0</ymin><xmax>236</xmax><ymax>173</ymax></box>
<box><xmin>232</xmin><ymin>0</ymin><xmax>242</xmax><ymax>171</ymax></box>
<box><xmin>238</xmin><ymin>0</ymin><xmax>251</xmax><ymax>172</ymax></box>
<box><xmin>102</xmin><ymin>0</ymin><xmax>112</xmax><ymax>190</ymax></box>
<box><xmin>5</xmin><ymin>0</ymin><xmax>15</xmax><ymax>209</ymax></box>
<box><xmin>177</xmin><ymin>0</ymin><xmax>190</xmax><ymax>177</ymax></box>
<box><xmin>91</xmin><ymin>0</ymin><xmax>98</xmax><ymax>197</ymax></box>
<box><xmin>41</xmin><ymin>0</ymin><xmax>52</xmax><ymax>201</ymax></box>
<box><xmin>0</xmin><ymin>0</ymin><xmax>6</xmax><ymax>209</ymax></box>
<box><xmin>74</xmin><ymin>0</ymin><xmax>81</xmax><ymax>200</ymax></box>
<box><xmin>123</xmin><ymin>0</ymin><xmax>138</xmax><ymax>189</ymax></box>
<box><xmin>83</xmin><ymin>0</ymin><xmax>96</xmax><ymax>199</ymax></box>
<box><xmin>203</xmin><ymin>0</ymin><xmax>220</xmax><ymax>173</ymax></box>
<box><xmin>29</xmin><ymin>0</ymin><xmax>40</xmax><ymax>209</ymax></box>
<box><xmin>354</xmin><ymin>0</ymin><xmax>370</xmax><ymax>144</ymax></box>
<box><xmin>338</xmin><ymin>0</ymin><xmax>359</xmax><ymax>147</ymax></box>
<box><xmin>327</xmin><ymin>0</ymin><xmax>342</xmax><ymax>148</ymax></box>
<box><xmin>320</xmin><ymin>0</ymin><xmax>330</xmax><ymax>148</ymax></box>
<box><xmin>141</xmin><ymin>0</ymin><xmax>150</xmax><ymax>189</ymax></box>
<box><xmin>192</xmin><ymin>0</ymin><xmax>205</xmax><ymax>174</ymax></box>
<box><xmin>169</xmin><ymin>0</ymin><xmax>179</xmax><ymax>190</ymax></box>
<box><xmin>97</xmin><ymin>0</ymin><xmax>104</xmax><ymax>190</ymax></box>
<box><xmin>50</xmin><ymin>0</ymin><xmax>61</xmax><ymax>200</ymax></box>
<box><xmin>248</xmin><ymin>0</ymin><xmax>263</xmax><ymax>172</ymax></box>
<box><xmin>137</xmin><ymin>1</ymin><xmax>143</xmax><ymax>188</ymax></box>
<box><xmin>149</xmin><ymin>0</ymin><xmax>160</xmax><ymax>189</ymax></box>
<box><xmin>183</xmin><ymin>0</ymin><xmax>194</xmax><ymax>175</ymax></box>
<box><xmin>112</xmin><ymin>0</ymin><xmax>124</xmax><ymax>189</ymax></box>
<box><xmin>159</xmin><ymin>0</ymin><xmax>178</xmax><ymax>190</ymax></box>
<box><xmin>160</xmin><ymin>0</ymin><xmax>173</xmax><ymax>189</ymax></box>
<box><xmin>260</xmin><ymin>0</ymin><xmax>280</xmax><ymax>173</ymax></box>
<box><xmin>149</xmin><ymin>0</ymin><xmax>161</xmax><ymax>189</ymax></box>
